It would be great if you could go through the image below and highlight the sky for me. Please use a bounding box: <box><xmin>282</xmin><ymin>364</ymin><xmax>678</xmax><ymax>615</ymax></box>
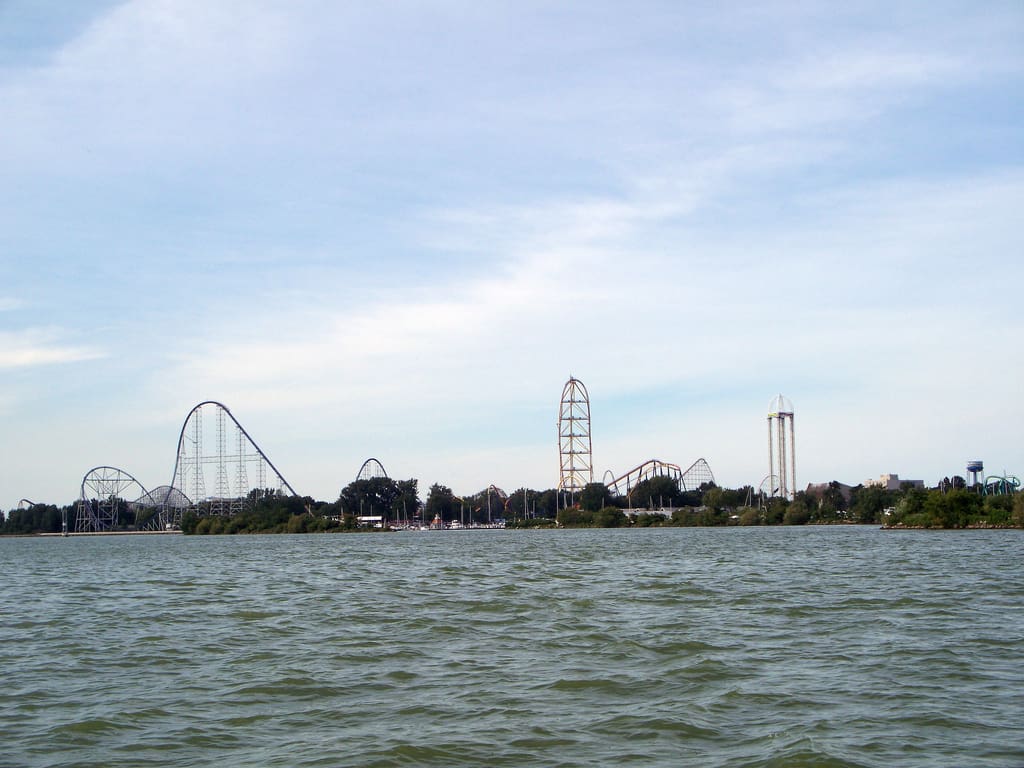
<box><xmin>2</xmin><ymin>1</ymin><xmax>1023</xmax><ymax>509</ymax></box>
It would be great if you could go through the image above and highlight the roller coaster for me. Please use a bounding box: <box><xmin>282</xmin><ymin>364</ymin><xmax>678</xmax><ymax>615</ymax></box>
<box><xmin>452</xmin><ymin>485</ymin><xmax>509</xmax><ymax>527</ymax></box>
<box><xmin>356</xmin><ymin>458</ymin><xmax>388</xmax><ymax>481</ymax></box>
<box><xmin>73</xmin><ymin>466</ymin><xmax>190</xmax><ymax>533</ymax></box>
<box><xmin>984</xmin><ymin>474</ymin><xmax>1021</xmax><ymax>496</ymax></box>
<box><xmin>170</xmin><ymin>401</ymin><xmax>297</xmax><ymax>516</ymax></box>
<box><xmin>71</xmin><ymin>401</ymin><xmax>298</xmax><ymax>533</ymax></box>
<box><xmin>603</xmin><ymin>458</ymin><xmax>716</xmax><ymax>501</ymax></box>
<box><xmin>65</xmin><ymin>382</ymin><xmax>726</xmax><ymax>533</ymax></box>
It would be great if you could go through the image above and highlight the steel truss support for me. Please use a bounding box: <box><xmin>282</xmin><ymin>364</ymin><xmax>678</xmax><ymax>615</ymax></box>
<box><xmin>558</xmin><ymin>376</ymin><xmax>593</xmax><ymax>504</ymax></box>
<box><xmin>170</xmin><ymin>401</ymin><xmax>298</xmax><ymax>517</ymax></box>
<box><xmin>76</xmin><ymin>466</ymin><xmax>148</xmax><ymax>533</ymax></box>
<box><xmin>356</xmin><ymin>458</ymin><xmax>389</xmax><ymax>482</ymax></box>
<box><xmin>605</xmin><ymin>458</ymin><xmax>716</xmax><ymax>499</ymax></box>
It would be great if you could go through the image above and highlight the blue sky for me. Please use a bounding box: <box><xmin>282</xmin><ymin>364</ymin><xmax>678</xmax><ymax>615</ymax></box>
<box><xmin>2</xmin><ymin>1</ymin><xmax>1022</xmax><ymax>508</ymax></box>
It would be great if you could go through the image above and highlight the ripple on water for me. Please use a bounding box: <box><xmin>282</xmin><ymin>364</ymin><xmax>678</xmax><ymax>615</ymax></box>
<box><xmin>2</xmin><ymin>528</ymin><xmax>1023</xmax><ymax>768</ymax></box>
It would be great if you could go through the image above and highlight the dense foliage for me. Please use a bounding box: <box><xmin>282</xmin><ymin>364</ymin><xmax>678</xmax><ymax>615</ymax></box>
<box><xmin>338</xmin><ymin>476</ymin><xmax>418</xmax><ymax>522</ymax></box>
<box><xmin>4</xmin><ymin>479</ymin><xmax>1022</xmax><ymax>535</ymax></box>
<box><xmin>180</xmin><ymin>492</ymin><xmax>334</xmax><ymax>535</ymax></box>
<box><xmin>0</xmin><ymin>503</ymin><xmax>68</xmax><ymax>535</ymax></box>
<box><xmin>556</xmin><ymin>505</ymin><xmax>628</xmax><ymax>528</ymax></box>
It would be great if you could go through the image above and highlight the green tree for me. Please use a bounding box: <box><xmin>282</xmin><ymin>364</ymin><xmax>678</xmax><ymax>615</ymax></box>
<box><xmin>340</xmin><ymin>477</ymin><xmax>400</xmax><ymax>521</ymax></box>
<box><xmin>425</xmin><ymin>483</ymin><xmax>457</xmax><ymax>524</ymax></box>
<box><xmin>594</xmin><ymin>506</ymin><xmax>627</xmax><ymax>527</ymax></box>
<box><xmin>505</xmin><ymin>488</ymin><xmax>551</xmax><ymax>521</ymax></box>
<box><xmin>738</xmin><ymin>507</ymin><xmax>761</xmax><ymax>526</ymax></box>
<box><xmin>983</xmin><ymin>494</ymin><xmax>1014</xmax><ymax>526</ymax></box>
<box><xmin>783</xmin><ymin>496</ymin><xmax>812</xmax><ymax>525</ymax></box>
<box><xmin>579</xmin><ymin>482</ymin><xmax>608</xmax><ymax>512</ymax></box>
<box><xmin>556</xmin><ymin>506</ymin><xmax>591</xmax><ymax>527</ymax></box>
<box><xmin>393</xmin><ymin>479</ymin><xmax>420</xmax><ymax>524</ymax></box>
<box><xmin>632</xmin><ymin>512</ymin><xmax>666</xmax><ymax>527</ymax></box>
<box><xmin>460</xmin><ymin>487</ymin><xmax>506</xmax><ymax>524</ymax></box>
<box><xmin>702</xmin><ymin>486</ymin><xmax>725</xmax><ymax>513</ymax></box>
<box><xmin>536</xmin><ymin>489</ymin><xmax>559</xmax><ymax>518</ymax></box>
<box><xmin>850</xmin><ymin>485</ymin><xmax>893</xmax><ymax>524</ymax></box>
<box><xmin>0</xmin><ymin>503</ymin><xmax>67</xmax><ymax>534</ymax></box>
<box><xmin>629</xmin><ymin>476</ymin><xmax>685</xmax><ymax>509</ymax></box>
<box><xmin>809</xmin><ymin>482</ymin><xmax>849</xmax><ymax>522</ymax></box>
<box><xmin>891</xmin><ymin>487</ymin><xmax>928</xmax><ymax>526</ymax></box>
<box><xmin>181</xmin><ymin>510</ymin><xmax>199</xmax><ymax>534</ymax></box>
<box><xmin>1013</xmin><ymin>493</ymin><xmax>1024</xmax><ymax>527</ymax></box>
<box><xmin>670</xmin><ymin>507</ymin><xmax>701</xmax><ymax>526</ymax></box>
<box><xmin>762</xmin><ymin>497</ymin><xmax>786</xmax><ymax>525</ymax></box>
<box><xmin>942</xmin><ymin>489</ymin><xmax>982</xmax><ymax>528</ymax></box>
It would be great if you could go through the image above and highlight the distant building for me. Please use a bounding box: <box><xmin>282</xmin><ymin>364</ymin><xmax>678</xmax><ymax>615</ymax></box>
<box><xmin>805</xmin><ymin>481</ymin><xmax>854</xmax><ymax>504</ymax></box>
<box><xmin>864</xmin><ymin>474</ymin><xmax>924</xmax><ymax>491</ymax></box>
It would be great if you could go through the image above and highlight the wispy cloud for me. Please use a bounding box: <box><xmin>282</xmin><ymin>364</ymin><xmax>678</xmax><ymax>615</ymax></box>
<box><xmin>1</xmin><ymin>2</ymin><xmax>1022</xmax><ymax>505</ymax></box>
<box><xmin>152</xmin><ymin>163</ymin><xmax>1024</xmax><ymax>435</ymax></box>
<box><xmin>0</xmin><ymin>329</ymin><xmax>104</xmax><ymax>369</ymax></box>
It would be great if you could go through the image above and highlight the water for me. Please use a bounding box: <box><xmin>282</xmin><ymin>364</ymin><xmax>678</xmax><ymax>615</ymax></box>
<box><xmin>2</xmin><ymin>527</ymin><xmax>1023</xmax><ymax>767</ymax></box>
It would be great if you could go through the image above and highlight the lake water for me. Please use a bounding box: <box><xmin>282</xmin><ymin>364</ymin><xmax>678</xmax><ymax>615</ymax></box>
<box><xmin>2</xmin><ymin>526</ymin><xmax>1023</xmax><ymax>767</ymax></box>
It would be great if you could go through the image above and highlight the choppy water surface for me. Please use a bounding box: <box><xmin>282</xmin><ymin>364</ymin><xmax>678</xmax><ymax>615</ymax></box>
<box><xmin>2</xmin><ymin>527</ymin><xmax>1023</xmax><ymax>767</ymax></box>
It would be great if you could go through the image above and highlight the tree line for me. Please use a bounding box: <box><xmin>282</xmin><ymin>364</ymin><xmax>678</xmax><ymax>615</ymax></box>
<box><xmin>3</xmin><ymin>475</ymin><xmax>1022</xmax><ymax>535</ymax></box>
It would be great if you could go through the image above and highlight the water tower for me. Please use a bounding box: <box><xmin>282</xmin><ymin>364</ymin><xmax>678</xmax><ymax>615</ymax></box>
<box><xmin>767</xmin><ymin>394</ymin><xmax>796</xmax><ymax>500</ymax></box>
<box><xmin>967</xmin><ymin>460</ymin><xmax>984</xmax><ymax>488</ymax></box>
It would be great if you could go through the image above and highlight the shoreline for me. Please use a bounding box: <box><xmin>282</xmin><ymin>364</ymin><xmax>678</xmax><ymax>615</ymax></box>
<box><xmin>35</xmin><ymin>530</ymin><xmax>184</xmax><ymax>537</ymax></box>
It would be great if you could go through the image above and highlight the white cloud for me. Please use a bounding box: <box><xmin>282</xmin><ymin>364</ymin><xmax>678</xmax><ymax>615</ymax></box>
<box><xmin>1</xmin><ymin>1</ymin><xmax>305</xmax><ymax>172</ymax></box>
<box><xmin>787</xmin><ymin>49</ymin><xmax>965</xmax><ymax>92</ymax></box>
<box><xmin>142</xmin><ymin>159</ymin><xmax>1024</xmax><ymax>492</ymax></box>
<box><xmin>0</xmin><ymin>329</ymin><xmax>104</xmax><ymax>369</ymax></box>
<box><xmin>2</xmin><ymin>2</ymin><xmax>1022</xmax><ymax>506</ymax></box>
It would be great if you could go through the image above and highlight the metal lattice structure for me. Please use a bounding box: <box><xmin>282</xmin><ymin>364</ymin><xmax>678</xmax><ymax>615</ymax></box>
<box><xmin>76</xmin><ymin>466</ymin><xmax>149</xmax><ymax>533</ymax></box>
<box><xmin>604</xmin><ymin>458</ymin><xmax>716</xmax><ymax>499</ymax></box>
<box><xmin>558</xmin><ymin>376</ymin><xmax>593</xmax><ymax>500</ymax></box>
<box><xmin>356</xmin><ymin>458</ymin><xmax>389</xmax><ymax>481</ymax></box>
<box><xmin>133</xmin><ymin>485</ymin><xmax>193</xmax><ymax>530</ymax></box>
<box><xmin>767</xmin><ymin>394</ymin><xmax>796</xmax><ymax>500</ymax></box>
<box><xmin>983</xmin><ymin>474</ymin><xmax>1021</xmax><ymax>496</ymax></box>
<box><xmin>170</xmin><ymin>401</ymin><xmax>298</xmax><ymax>516</ymax></box>
<box><xmin>487</xmin><ymin>484</ymin><xmax>509</xmax><ymax>517</ymax></box>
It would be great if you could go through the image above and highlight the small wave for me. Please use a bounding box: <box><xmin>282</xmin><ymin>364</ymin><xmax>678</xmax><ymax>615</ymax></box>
<box><xmin>62</xmin><ymin>717</ymin><xmax>127</xmax><ymax>735</ymax></box>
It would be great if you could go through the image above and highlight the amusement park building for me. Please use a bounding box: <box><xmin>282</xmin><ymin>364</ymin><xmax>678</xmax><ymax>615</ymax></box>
<box><xmin>864</xmin><ymin>474</ymin><xmax>925</xmax><ymax>491</ymax></box>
